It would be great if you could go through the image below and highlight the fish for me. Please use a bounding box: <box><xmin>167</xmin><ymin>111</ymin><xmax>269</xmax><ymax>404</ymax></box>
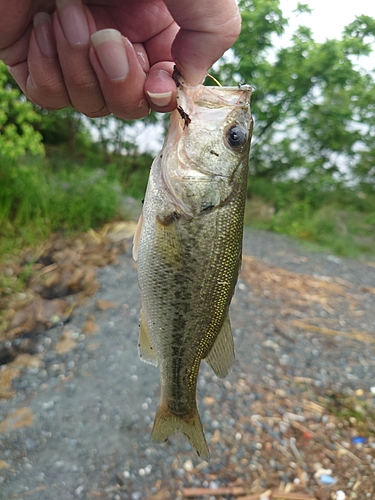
<box><xmin>133</xmin><ymin>73</ymin><xmax>253</xmax><ymax>460</ymax></box>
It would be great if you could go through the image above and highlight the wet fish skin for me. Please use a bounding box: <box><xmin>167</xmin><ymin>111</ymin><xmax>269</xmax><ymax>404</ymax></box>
<box><xmin>134</xmin><ymin>80</ymin><xmax>253</xmax><ymax>459</ymax></box>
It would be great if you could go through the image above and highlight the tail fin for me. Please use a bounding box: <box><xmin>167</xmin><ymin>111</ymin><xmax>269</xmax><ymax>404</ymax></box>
<box><xmin>151</xmin><ymin>405</ymin><xmax>210</xmax><ymax>460</ymax></box>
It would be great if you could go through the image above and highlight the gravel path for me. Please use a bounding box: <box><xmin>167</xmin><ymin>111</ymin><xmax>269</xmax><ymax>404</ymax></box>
<box><xmin>1</xmin><ymin>228</ymin><xmax>375</xmax><ymax>500</ymax></box>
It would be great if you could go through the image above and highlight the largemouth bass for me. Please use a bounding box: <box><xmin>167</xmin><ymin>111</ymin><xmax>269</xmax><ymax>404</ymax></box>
<box><xmin>133</xmin><ymin>75</ymin><xmax>253</xmax><ymax>459</ymax></box>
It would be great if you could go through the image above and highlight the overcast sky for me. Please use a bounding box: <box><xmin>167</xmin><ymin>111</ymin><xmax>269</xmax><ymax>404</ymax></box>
<box><xmin>279</xmin><ymin>0</ymin><xmax>375</xmax><ymax>42</ymax></box>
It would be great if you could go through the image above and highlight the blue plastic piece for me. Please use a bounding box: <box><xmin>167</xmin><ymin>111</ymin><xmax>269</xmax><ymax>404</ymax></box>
<box><xmin>320</xmin><ymin>474</ymin><xmax>335</xmax><ymax>485</ymax></box>
<box><xmin>352</xmin><ymin>436</ymin><xmax>367</xmax><ymax>444</ymax></box>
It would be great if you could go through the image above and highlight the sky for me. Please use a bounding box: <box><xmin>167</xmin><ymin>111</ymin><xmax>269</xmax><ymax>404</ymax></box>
<box><xmin>279</xmin><ymin>0</ymin><xmax>375</xmax><ymax>43</ymax></box>
<box><xmin>135</xmin><ymin>0</ymin><xmax>375</xmax><ymax>153</ymax></box>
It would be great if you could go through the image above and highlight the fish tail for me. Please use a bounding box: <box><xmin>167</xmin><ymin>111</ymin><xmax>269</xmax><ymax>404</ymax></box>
<box><xmin>151</xmin><ymin>405</ymin><xmax>210</xmax><ymax>460</ymax></box>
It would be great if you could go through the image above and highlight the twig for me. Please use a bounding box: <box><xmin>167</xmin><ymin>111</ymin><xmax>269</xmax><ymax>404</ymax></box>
<box><xmin>269</xmin><ymin>493</ymin><xmax>317</xmax><ymax>500</ymax></box>
<box><xmin>10</xmin><ymin>484</ymin><xmax>58</xmax><ymax>498</ymax></box>
<box><xmin>183</xmin><ymin>488</ymin><xmax>317</xmax><ymax>499</ymax></box>
<box><xmin>183</xmin><ymin>486</ymin><xmax>247</xmax><ymax>497</ymax></box>
<box><xmin>291</xmin><ymin>319</ymin><xmax>375</xmax><ymax>343</ymax></box>
<box><xmin>289</xmin><ymin>437</ymin><xmax>307</xmax><ymax>470</ymax></box>
<box><xmin>36</xmin><ymin>263</ymin><xmax>58</xmax><ymax>276</ymax></box>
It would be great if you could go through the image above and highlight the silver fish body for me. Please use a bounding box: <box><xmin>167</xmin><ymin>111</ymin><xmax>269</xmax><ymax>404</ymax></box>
<box><xmin>133</xmin><ymin>79</ymin><xmax>253</xmax><ymax>459</ymax></box>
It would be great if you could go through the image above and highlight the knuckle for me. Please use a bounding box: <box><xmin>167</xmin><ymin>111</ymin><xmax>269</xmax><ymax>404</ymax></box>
<box><xmin>32</xmin><ymin>73</ymin><xmax>67</xmax><ymax>99</ymax></box>
<box><xmin>84</xmin><ymin>107</ymin><xmax>110</xmax><ymax>119</ymax></box>
<box><xmin>29</xmin><ymin>85</ymin><xmax>70</xmax><ymax>110</ymax></box>
<box><xmin>108</xmin><ymin>96</ymin><xmax>150</xmax><ymax>120</ymax></box>
<box><xmin>67</xmin><ymin>68</ymin><xmax>98</xmax><ymax>93</ymax></box>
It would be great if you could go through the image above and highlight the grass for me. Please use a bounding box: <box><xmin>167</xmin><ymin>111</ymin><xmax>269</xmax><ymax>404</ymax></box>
<box><xmin>244</xmin><ymin>179</ymin><xmax>375</xmax><ymax>258</ymax></box>
<box><xmin>318</xmin><ymin>392</ymin><xmax>375</xmax><ymax>436</ymax></box>
<box><xmin>0</xmin><ymin>154</ymin><xmax>125</xmax><ymax>260</ymax></box>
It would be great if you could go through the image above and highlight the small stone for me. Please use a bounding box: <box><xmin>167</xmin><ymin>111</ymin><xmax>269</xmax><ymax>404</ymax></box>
<box><xmin>327</xmin><ymin>255</ymin><xmax>341</xmax><ymax>264</ymax></box>
<box><xmin>314</xmin><ymin>467</ymin><xmax>332</xmax><ymax>479</ymax></box>
<box><xmin>75</xmin><ymin>485</ymin><xmax>85</xmax><ymax>497</ymax></box>
<box><xmin>183</xmin><ymin>459</ymin><xmax>194</xmax><ymax>472</ymax></box>
<box><xmin>25</xmin><ymin>438</ymin><xmax>36</xmax><ymax>450</ymax></box>
<box><xmin>42</xmin><ymin>401</ymin><xmax>54</xmax><ymax>410</ymax></box>
<box><xmin>336</xmin><ymin>491</ymin><xmax>346</xmax><ymax>500</ymax></box>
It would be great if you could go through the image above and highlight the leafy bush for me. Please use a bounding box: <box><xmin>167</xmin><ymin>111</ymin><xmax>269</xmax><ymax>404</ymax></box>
<box><xmin>0</xmin><ymin>156</ymin><xmax>123</xmax><ymax>257</ymax></box>
<box><xmin>0</xmin><ymin>62</ymin><xmax>44</xmax><ymax>159</ymax></box>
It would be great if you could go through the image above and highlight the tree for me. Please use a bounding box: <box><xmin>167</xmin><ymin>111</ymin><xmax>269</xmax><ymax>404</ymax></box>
<box><xmin>0</xmin><ymin>62</ymin><xmax>44</xmax><ymax>160</ymax></box>
<box><xmin>217</xmin><ymin>1</ymin><xmax>375</xmax><ymax>195</ymax></box>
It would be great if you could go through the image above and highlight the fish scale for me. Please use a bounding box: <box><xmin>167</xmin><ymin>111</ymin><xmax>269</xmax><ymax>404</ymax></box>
<box><xmin>133</xmin><ymin>76</ymin><xmax>253</xmax><ymax>459</ymax></box>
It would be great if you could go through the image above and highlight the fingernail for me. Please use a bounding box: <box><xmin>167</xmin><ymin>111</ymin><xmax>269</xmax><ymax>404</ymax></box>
<box><xmin>56</xmin><ymin>0</ymin><xmax>90</xmax><ymax>46</ymax></box>
<box><xmin>147</xmin><ymin>91</ymin><xmax>172</xmax><ymax>108</ymax></box>
<box><xmin>34</xmin><ymin>13</ymin><xmax>56</xmax><ymax>57</ymax></box>
<box><xmin>175</xmin><ymin>60</ymin><xmax>205</xmax><ymax>86</ymax></box>
<box><xmin>91</xmin><ymin>29</ymin><xmax>129</xmax><ymax>81</ymax></box>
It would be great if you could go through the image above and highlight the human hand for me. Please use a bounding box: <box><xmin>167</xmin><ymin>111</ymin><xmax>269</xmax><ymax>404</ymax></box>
<box><xmin>0</xmin><ymin>0</ymin><xmax>241</xmax><ymax>119</ymax></box>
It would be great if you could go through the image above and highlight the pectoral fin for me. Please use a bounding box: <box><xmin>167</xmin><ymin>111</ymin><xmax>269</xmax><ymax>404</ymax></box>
<box><xmin>204</xmin><ymin>316</ymin><xmax>234</xmax><ymax>378</ymax></box>
<box><xmin>155</xmin><ymin>214</ymin><xmax>183</xmax><ymax>267</ymax></box>
<box><xmin>138</xmin><ymin>310</ymin><xmax>158</xmax><ymax>366</ymax></box>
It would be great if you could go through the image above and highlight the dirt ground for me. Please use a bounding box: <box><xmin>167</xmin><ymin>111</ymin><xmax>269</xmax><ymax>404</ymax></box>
<box><xmin>1</xmin><ymin>226</ymin><xmax>375</xmax><ymax>500</ymax></box>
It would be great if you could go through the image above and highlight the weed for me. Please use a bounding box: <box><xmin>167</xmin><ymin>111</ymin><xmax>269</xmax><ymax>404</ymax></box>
<box><xmin>0</xmin><ymin>154</ymin><xmax>124</xmax><ymax>260</ymax></box>
<box><xmin>245</xmin><ymin>178</ymin><xmax>375</xmax><ymax>257</ymax></box>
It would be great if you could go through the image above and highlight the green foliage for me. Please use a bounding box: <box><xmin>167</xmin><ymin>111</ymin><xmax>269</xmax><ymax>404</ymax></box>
<box><xmin>0</xmin><ymin>62</ymin><xmax>44</xmax><ymax>159</ymax></box>
<box><xmin>0</xmin><ymin>155</ymin><xmax>123</xmax><ymax>256</ymax></box>
<box><xmin>245</xmin><ymin>179</ymin><xmax>375</xmax><ymax>256</ymax></box>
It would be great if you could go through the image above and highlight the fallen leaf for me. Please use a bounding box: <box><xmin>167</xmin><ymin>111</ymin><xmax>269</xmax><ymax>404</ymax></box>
<box><xmin>0</xmin><ymin>366</ymin><xmax>21</xmax><ymax>390</ymax></box>
<box><xmin>0</xmin><ymin>407</ymin><xmax>35</xmax><ymax>433</ymax></box>
<box><xmin>82</xmin><ymin>320</ymin><xmax>99</xmax><ymax>334</ymax></box>
<box><xmin>12</xmin><ymin>353</ymin><xmax>42</xmax><ymax>368</ymax></box>
<box><xmin>55</xmin><ymin>330</ymin><xmax>77</xmax><ymax>354</ymax></box>
<box><xmin>8</xmin><ymin>297</ymin><xmax>68</xmax><ymax>335</ymax></box>
<box><xmin>0</xmin><ymin>460</ymin><xmax>11</xmax><ymax>469</ymax></box>
<box><xmin>96</xmin><ymin>299</ymin><xmax>119</xmax><ymax>311</ymax></box>
<box><xmin>148</xmin><ymin>487</ymin><xmax>171</xmax><ymax>500</ymax></box>
<box><xmin>87</xmin><ymin>343</ymin><xmax>99</xmax><ymax>352</ymax></box>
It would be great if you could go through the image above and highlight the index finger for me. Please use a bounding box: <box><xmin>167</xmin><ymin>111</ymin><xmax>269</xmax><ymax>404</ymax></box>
<box><xmin>164</xmin><ymin>0</ymin><xmax>241</xmax><ymax>86</ymax></box>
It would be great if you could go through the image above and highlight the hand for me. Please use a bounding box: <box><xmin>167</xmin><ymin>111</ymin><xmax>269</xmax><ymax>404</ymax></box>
<box><xmin>0</xmin><ymin>0</ymin><xmax>241</xmax><ymax>119</ymax></box>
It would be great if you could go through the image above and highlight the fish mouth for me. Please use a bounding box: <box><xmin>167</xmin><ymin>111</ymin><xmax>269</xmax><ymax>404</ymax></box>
<box><xmin>158</xmin><ymin>83</ymin><xmax>252</xmax><ymax>216</ymax></box>
<box><xmin>159</xmin><ymin>108</ymin><xmax>194</xmax><ymax>217</ymax></box>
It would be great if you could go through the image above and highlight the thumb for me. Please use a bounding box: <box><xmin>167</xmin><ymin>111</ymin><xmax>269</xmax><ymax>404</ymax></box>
<box><xmin>164</xmin><ymin>0</ymin><xmax>241</xmax><ymax>86</ymax></box>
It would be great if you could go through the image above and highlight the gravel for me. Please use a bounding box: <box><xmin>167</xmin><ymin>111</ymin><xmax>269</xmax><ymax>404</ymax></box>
<box><xmin>1</xmin><ymin>228</ymin><xmax>375</xmax><ymax>499</ymax></box>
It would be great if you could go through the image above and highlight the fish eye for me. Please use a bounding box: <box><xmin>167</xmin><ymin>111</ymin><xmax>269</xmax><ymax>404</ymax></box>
<box><xmin>225</xmin><ymin>124</ymin><xmax>247</xmax><ymax>150</ymax></box>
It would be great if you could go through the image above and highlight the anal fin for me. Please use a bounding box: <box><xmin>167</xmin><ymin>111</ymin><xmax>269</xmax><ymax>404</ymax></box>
<box><xmin>138</xmin><ymin>309</ymin><xmax>158</xmax><ymax>366</ymax></box>
<box><xmin>204</xmin><ymin>315</ymin><xmax>234</xmax><ymax>378</ymax></box>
